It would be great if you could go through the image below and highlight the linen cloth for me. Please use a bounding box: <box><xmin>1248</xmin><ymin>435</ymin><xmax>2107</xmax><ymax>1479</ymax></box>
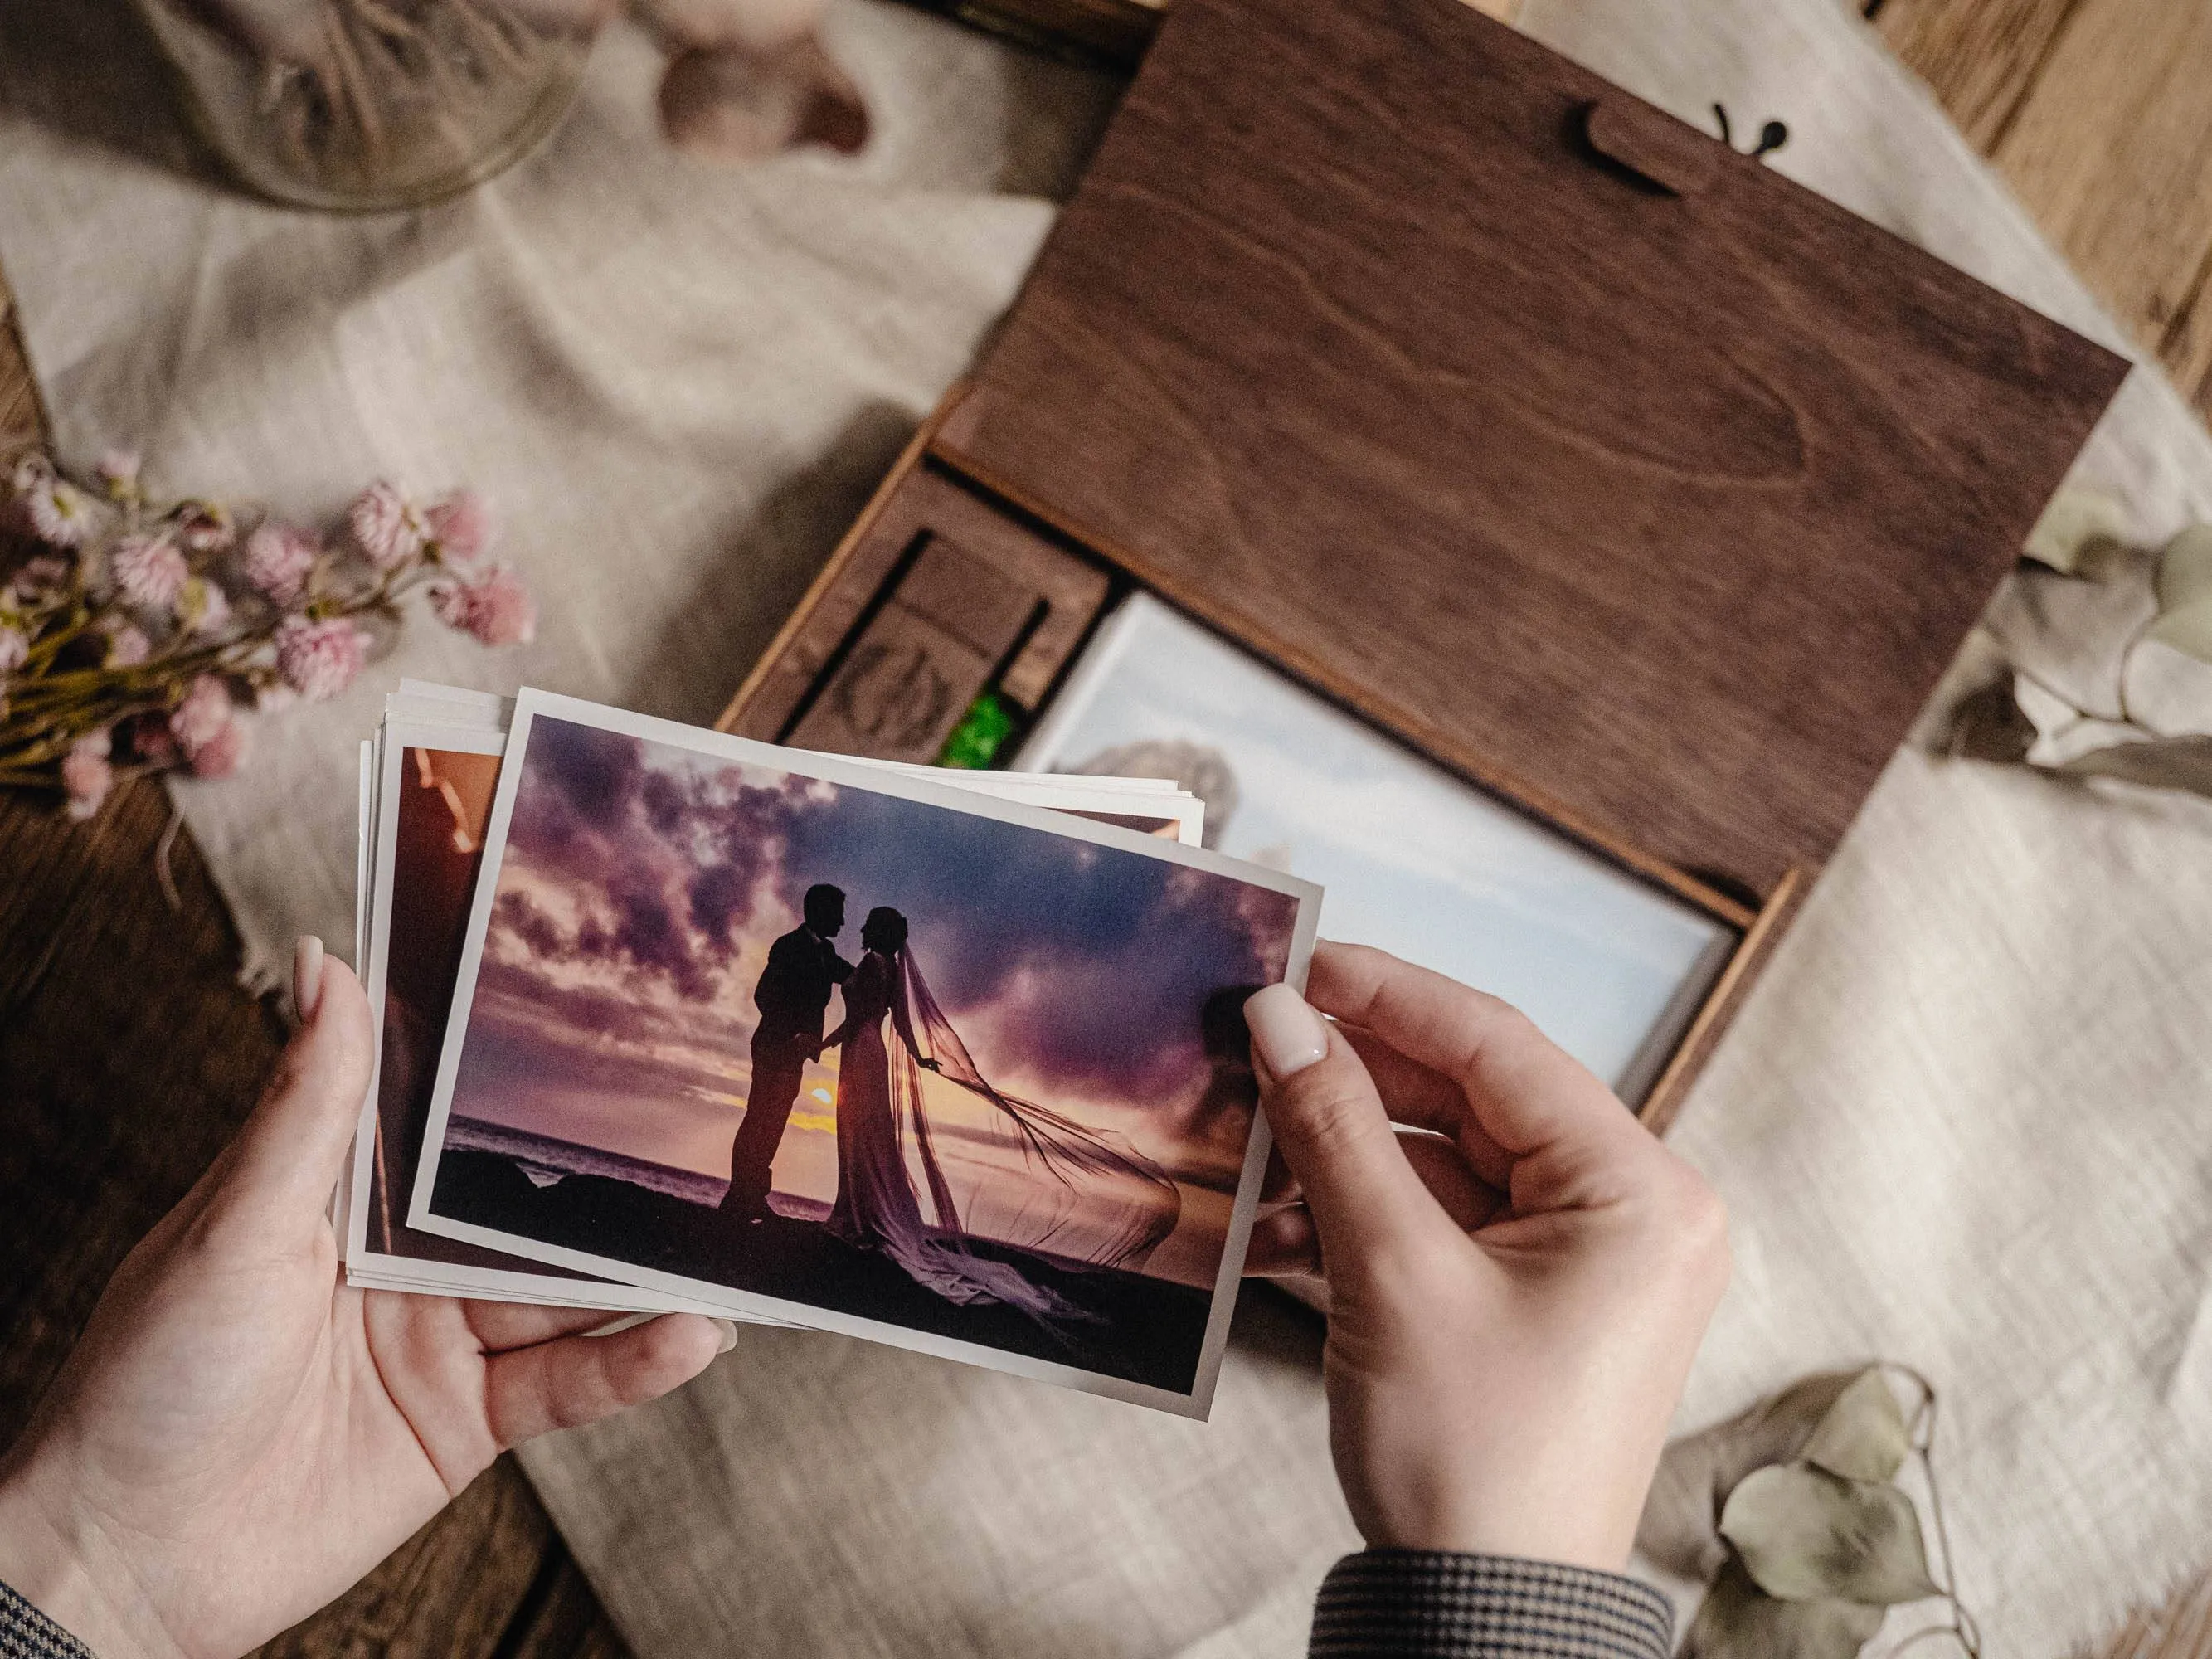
<box><xmin>4</xmin><ymin>3</ymin><xmax>2212</xmax><ymax>1659</ymax></box>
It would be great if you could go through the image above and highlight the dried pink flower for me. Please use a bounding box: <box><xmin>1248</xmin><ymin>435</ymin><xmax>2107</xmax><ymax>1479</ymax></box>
<box><xmin>187</xmin><ymin>715</ymin><xmax>250</xmax><ymax>778</ymax></box>
<box><xmin>348</xmin><ymin>479</ymin><xmax>426</xmax><ymax>571</ymax></box>
<box><xmin>23</xmin><ymin>470</ymin><xmax>99</xmax><ymax>547</ymax></box>
<box><xmin>244</xmin><ymin>522</ymin><xmax>319</xmax><ymax>606</ymax></box>
<box><xmin>12</xmin><ymin>555</ymin><xmax>70</xmax><ymax>600</ymax></box>
<box><xmin>177</xmin><ymin>503</ymin><xmax>235</xmax><ymax>553</ymax></box>
<box><xmin>275</xmin><ymin>615</ymin><xmax>370</xmax><ymax>702</ymax></box>
<box><xmin>133</xmin><ymin>718</ymin><xmax>179</xmax><ymax>767</ymax></box>
<box><xmin>427</xmin><ymin>578</ymin><xmax>468</xmax><ymax>630</ymax></box>
<box><xmin>114</xmin><ymin>532</ymin><xmax>188</xmax><ymax>611</ymax></box>
<box><xmin>96</xmin><ymin>449</ymin><xmax>142</xmax><ymax>496</ymax></box>
<box><xmin>62</xmin><ymin>742</ymin><xmax>113</xmax><ymax>820</ymax></box>
<box><xmin>177</xmin><ymin>576</ymin><xmax>231</xmax><ymax>637</ymax></box>
<box><xmin>425</xmin><ymin>488</ymin><xmax>493</xmax><ymax>562</ymax></box>
<box><xmin>0</xmin><ymin>627</ymin><xmax>25</xmax><ymax>676</ymax></box>
<box><xmin>171</xmin><ymin>674</ymin><xmax>234</xmax><ymax>753</ymax></box>
<box><xmin>105</xmin><ymin>624</ymin><xmax>151</xmax><ymax>667</ymax></box>
<box><xmin>430</xmin><ymin>564</ymin><xmax>537</xmax><ymax>647</ymax></box>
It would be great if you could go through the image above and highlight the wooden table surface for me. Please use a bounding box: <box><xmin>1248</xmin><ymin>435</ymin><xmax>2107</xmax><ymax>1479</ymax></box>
<box><xmin>3</xmin><ymin>3</ymin><xmax>2210</xmax><ymax>1655</ymax></box>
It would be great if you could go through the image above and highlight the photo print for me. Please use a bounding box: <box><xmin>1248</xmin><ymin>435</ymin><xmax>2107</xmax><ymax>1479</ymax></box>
<box><xmin>410</xmin><ymin>690</ymin><xmax>1320</xmax><ymax>1414</ymax></box>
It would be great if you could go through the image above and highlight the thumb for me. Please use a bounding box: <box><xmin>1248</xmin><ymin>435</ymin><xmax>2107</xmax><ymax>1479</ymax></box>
<box><xmin>225</xmin><ymin>937</ymin><xmax>377</xmax><ymax>1223</ymax></box>
<box><xmin>1245</xmin><ymin>984</ymin><xmax>1440</xmax><ymax>1273</ymax></box>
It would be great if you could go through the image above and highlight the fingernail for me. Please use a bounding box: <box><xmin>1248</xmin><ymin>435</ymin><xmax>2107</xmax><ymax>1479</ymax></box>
<box><xmin>1246</xmin><ymin>984</ymin><xmax>1328</xmax><ymax>1078</ymax></box>
<box><xmin>712</xmin><ymin>1318</ymin><xmax>741</xmax><ymax>1355</ymax></box>
<box><xmin>294</xmin><ymin>935</ymin><xmax>325</xmax><ymax>1023</ymax></box>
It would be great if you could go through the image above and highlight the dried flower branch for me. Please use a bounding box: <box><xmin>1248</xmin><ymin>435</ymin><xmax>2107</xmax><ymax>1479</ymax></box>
<box><xmin>1</xmin><ymin>450</ymin><xmax>535</xmax><ymax>819</ymax></box>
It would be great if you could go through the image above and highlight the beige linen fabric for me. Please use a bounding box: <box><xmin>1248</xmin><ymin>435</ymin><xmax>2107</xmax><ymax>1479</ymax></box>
<box><xmin>524</xmin><ymin>1294</ymin><xmax>1355</xmax><ymax>1659</ymax></box>
<box><xmin>6</xmin><ymin>1</ymin><xmax>2212</xmax><ymax>1657</ymax></box>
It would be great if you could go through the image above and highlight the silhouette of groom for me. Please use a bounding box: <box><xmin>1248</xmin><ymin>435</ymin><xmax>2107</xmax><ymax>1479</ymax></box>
<box><xmin>722</xmin><ymin>883</ymin><xmax>854</xmax><ymax>1219</ymax></box>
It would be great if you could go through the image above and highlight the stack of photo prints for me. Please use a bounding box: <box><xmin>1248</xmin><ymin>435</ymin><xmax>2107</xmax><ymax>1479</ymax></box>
<box><xmin>343</xmin><ymin>681</ymin><xmax>1320</xmax><ymax>1418</ymax></box>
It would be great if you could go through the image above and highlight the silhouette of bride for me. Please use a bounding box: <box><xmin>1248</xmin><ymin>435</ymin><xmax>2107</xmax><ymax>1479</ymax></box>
<box><xmin>821</xmin><ymin>906</ymin><xmax>1181</xmax><ymax>1319</ymax></box>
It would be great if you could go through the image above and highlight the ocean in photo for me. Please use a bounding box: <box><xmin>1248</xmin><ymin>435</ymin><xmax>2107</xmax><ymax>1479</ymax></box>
<box><xmin>446</xmin><ymin>1117</ymin><xmax>728</xmax><ymax>1209</ymax></box>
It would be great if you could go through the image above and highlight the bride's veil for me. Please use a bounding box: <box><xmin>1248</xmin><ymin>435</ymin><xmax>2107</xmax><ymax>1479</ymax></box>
<box><xmin>884</xmin><ymin>947</ymin><xmax>1183</xmax><ymax>1274</ymax></box>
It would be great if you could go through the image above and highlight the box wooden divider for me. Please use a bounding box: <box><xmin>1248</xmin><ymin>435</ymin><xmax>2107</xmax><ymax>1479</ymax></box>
<box><xmin>722</xmin><ymin>0</ymin><xmax>2127</xmax><ymax>1134</ymax></box>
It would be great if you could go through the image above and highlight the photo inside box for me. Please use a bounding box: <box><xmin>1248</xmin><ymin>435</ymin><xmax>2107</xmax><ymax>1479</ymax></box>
<box><xmin>1019</xmin><ymin>595</ymin><xmax>1738</xmax><ymax>1105</ymax></box>
<box><xmin>425</xmin><ymin>716</ymin><xmax>1299</xmax><ymax>1394</ymax></box>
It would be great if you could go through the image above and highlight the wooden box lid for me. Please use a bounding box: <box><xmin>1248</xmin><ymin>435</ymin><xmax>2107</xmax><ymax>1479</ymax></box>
<box><xmin>936</xmin><ymin>0</ymin><xmax>2128</xmax><ymax>898</ymax></box>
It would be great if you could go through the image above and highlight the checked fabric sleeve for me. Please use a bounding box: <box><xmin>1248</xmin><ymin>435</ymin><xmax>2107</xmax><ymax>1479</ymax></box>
<box><xmin>1310</xmin><ymin>1550</ymin><xmax>1674</xmax><ymax>1658</ymax></box>
<box><xmin>0</xmin><ymin>1581</ymin><xmax>94</xmax><ymax>1659</ymax></box>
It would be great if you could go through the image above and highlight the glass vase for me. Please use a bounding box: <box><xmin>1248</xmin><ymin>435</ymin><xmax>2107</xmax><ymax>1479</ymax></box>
<box><xmin>134</xmin><ymin>0</ymin><xmax>599</xmax><ymax>213</ymax></box>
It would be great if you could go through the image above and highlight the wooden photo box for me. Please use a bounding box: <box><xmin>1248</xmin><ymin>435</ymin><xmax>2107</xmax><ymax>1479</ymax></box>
<box><xmin>720</xmin><ymin>0</ymin><xmax>2126</xmax><ymax>1132</ymax></box>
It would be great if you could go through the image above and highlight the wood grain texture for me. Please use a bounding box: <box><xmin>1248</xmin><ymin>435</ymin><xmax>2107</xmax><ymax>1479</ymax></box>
<box><xmin>902</xmin><ymin>0</ymin><xmax>1519</xmax><ymax>71</ymax></box>
<box><xmin>1876</xmin><ymin>0</ymin><xmax>2212</xmax><ymax>423</ymax></box>
<box><xmin>945</xmin><ymin>0</ymin><xmax>2126</xmax><ymax>900</ymax></box>
<box><xmin>785</xmin><ymin>533</ymin><xmax>1042</xmax><ymax>760</ymax></box>
<box><xmin>2102</xmin><ymin>1568</ymin><xmax>2212</xmax><ymax>1659</ymax></box>
<box><xmin>1867</xmin><ymin>0</ymin><xmax>2085</xmax><ymax>151</ymax></box>
<box><xmin>1636</xmin><ymin>864</ymin><xmax>1809</xmax><ymax>1138</ymax></box>
<box><xmin>722</xmin><ymin>456</ymin><xmax>1109</xmax><ymax>744</ymax></box>
<box><xmin>1986</xmin><ymin>0</ymin><xmax>2212</xmax><ymax>403</ymax></box>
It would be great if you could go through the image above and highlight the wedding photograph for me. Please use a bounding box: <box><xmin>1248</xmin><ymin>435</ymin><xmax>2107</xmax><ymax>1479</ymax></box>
<box><xmin>410</xmin><ymin>692</ymin><xmax>1318</xmax><ymax>1411</ymax></box>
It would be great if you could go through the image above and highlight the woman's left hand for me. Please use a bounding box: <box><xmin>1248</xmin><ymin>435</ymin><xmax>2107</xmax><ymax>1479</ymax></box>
<box><xmin>0</xmin><ymin>939</ymin><xmax>732</xmax><ymax>1659</ymax></box>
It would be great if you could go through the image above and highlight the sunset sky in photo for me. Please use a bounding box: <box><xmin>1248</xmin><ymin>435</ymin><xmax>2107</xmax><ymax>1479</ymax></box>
<box><xmin>439</xmin><ymin>717</ymin><xmax>1300</xmax><ymax>1286</ymax></box>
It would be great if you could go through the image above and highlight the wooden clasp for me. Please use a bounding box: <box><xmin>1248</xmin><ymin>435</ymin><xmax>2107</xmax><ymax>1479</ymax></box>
<box><xmin>1582</xmin><ymin>97</ymin><xmax>1721</xmax><ymax>197</ymax></box>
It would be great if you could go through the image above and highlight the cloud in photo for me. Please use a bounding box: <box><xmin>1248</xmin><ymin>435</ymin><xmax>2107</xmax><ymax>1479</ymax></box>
<box><xmin>448</xmin><ymin>718</ymin><xmax>1298</xmax><ymax>1201</ymax></box>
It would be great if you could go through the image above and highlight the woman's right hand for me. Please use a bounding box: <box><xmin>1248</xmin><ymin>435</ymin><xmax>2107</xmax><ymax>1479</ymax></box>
<box><xmin>1242</xmin><ymin>942</ymin><xmax>1729</xmax><ymax>1574</ymax></box>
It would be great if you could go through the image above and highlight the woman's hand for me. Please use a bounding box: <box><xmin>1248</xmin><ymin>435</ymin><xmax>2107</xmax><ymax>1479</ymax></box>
<box><xmin>1243</xmin><ymin>941</ymin><xmax>1728</xmax><ymax>1573</ymax></box>
<box><xmin>0</xmin><ymin>940</ymin><xmax>731</xmax><ymax>1659</ymax></box>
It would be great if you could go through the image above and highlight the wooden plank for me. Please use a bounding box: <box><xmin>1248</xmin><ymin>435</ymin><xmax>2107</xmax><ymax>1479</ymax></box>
<box><xmin>1987</xmin><ymin>0</ymin><xmax>2212</xmax><ymax>408</ymax></box>
<box><xmin>2100</xmin><ymin>1566</ymin><xmax>2212</xmax><ymax>1659</ymax></box>
<box><xmin>254</xmin><ymin>1460</ymin><xmax>569</xmax><ymax>1659</ymax></box>
<box><xmin>1868</xmin><ymin>0</ymin><xmax>2083</xmax><ymax>151</ymax></box>
<box><xmin>1875</xmin><ymin>0</ymin><xmax>2212</xmax><ymax>421</ymax></box>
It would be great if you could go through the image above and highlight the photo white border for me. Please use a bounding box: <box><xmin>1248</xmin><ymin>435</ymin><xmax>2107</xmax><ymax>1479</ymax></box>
<box><xmin>407</xmin><ymin>686</ymin><xmax>1321</xmax><ymax>1417</ymax></box>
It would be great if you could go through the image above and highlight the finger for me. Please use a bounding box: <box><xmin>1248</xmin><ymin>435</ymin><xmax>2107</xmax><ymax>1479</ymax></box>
<box><xmin>1260</xmin><ymin>1142</ymin><xmax>1300</xmax><ymax>1204</ymax></box>
<box><xmin>464</xmin><ymin>1300</ymin><xmax>662</xmax><ymax>1354</ymax></box>
<box><xmin>1245</xmin><ymin>1128</ymin><xmax>1504</xmax><ymax>1279</ymax></box>
<box><xmin>484</xmin><ymin>1312</ymin><xmax>723</xmax><ymax>1448</ymax></box>
<box><xmin>1245</xmin><ymin>985</ymin><xmax>1453</xmax><ymax>1272</ymax></box>
<box><xmin>223</xmin><ymin>946</ymin><xmax>376</xmax><ymax>1223</ymax></box>
<box><xmin>1398</xmin><ymin>1131</ymin><xmax>1507</xmax><ymax>1233</ymax></box>
<box><xmin>1339</xmin><ymin>1024</ymin><xmax>1513</xmax><ymax>1190</ymax></box>
<box><xmin>1308</xmin><ymin>941</ymin><xmax>1639</xmax><ymax>1166</ymax></box>
<box><xmin>1242</xmin><ymin>1203</ymin><xmax>1320</xmax><ymax>1277</ymax></box>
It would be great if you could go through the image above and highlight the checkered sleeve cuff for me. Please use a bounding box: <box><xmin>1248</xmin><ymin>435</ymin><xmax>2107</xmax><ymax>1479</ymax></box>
<box><xmin>1310</xmin><ymin>1550</ymin><xmax>1674</xmax><ymax>1658</ymax></box>
<box><xmin>0</xmin><ymin>1581</ymin><xmax>95</xmax><ymax>1659</ymax></box>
